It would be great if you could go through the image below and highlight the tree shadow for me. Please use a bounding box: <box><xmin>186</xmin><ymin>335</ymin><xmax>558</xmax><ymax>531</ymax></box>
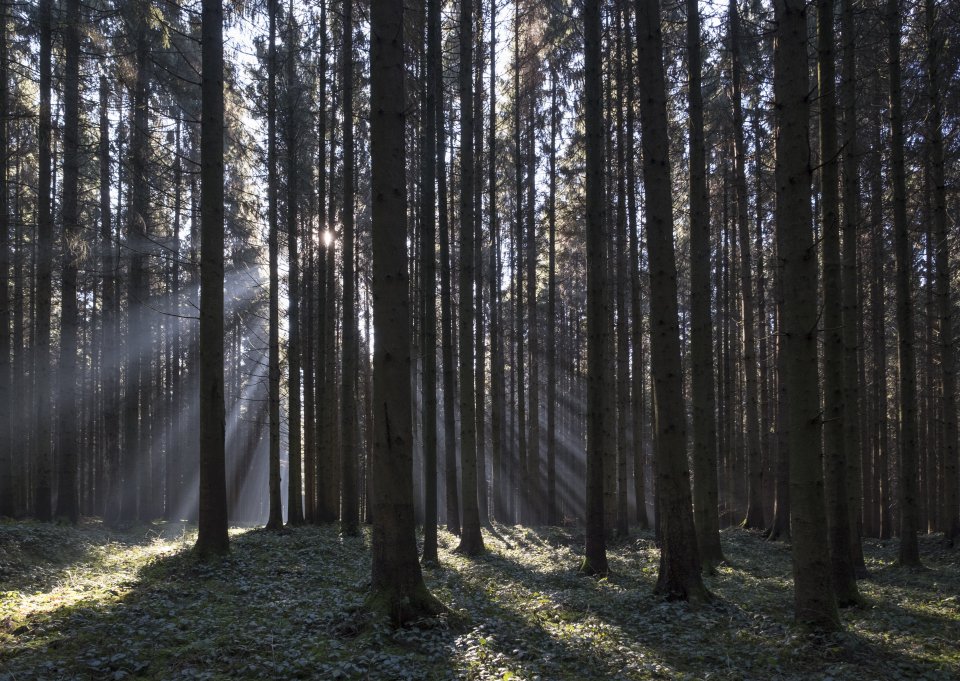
<box><xmin>2</xmin><ymin>522</ymin><xmax>957</xmax><ymax>680</ymax></box>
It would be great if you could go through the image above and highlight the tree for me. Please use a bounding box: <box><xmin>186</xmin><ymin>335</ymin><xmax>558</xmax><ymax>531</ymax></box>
<box><xmin>34</xmin><ymin>0</ymin><xmax>53</xmax><ymax>521</ymax></box>
<box><xmin>580</xmin><ymin>0</ymin><xmax>609</xmax><ymax>577</ymax></box>
<box><xmin>341</xmin><ymin>0</ymin><xmax>360</xmax><ymax>537</ymax></box>
<box><xmin>55</xmin><ymin>0</ymin><xmax>81</xmax><ymax>523</ymax></box>
<box><xmin>265</xmin><ymin>0</ymin><xmax>284</xmax><ymax>531</ymax></box>
<box><xmin>286</xmin><ymin>3</ymin><xmax>304</xmax><ymax>527</ymax></box>
<box><xmin>0</xmin><ymin>0</ymin><xmax>9</xmax><ymax>519</ymax></box>
<box><xmin>818</xmin><ymin>0</ymin><xmax>858</xmax><ymax>604</ymax></box>
<box><xmin>367</xmin><ymin>0</ymin><xmax>445</xmax><ymax>622</ymax></box>
<box><xmin>421</xmin><ymin>0</ymin><xmax>441</xmax><ymax>565</ymax></box>
<box><xmin>729</xmin><ymin>0</ymin><xmax>764</xmax><ymax>530</ymax></box>
<box><xmin>886</xmin><ymin>0</ymin><xmax>920</xmax><ymax>567</ymax></box>
<box><xmin>925</xmin><ymin>0</ymin><xmax>959</xmax><ymax>545</ymax></box>
<box><xmin>635</xmin><ymin>0</ymin><xmax>708</xmax><ymax>603</ymax></box>
<box><xmin>195</xmin><ymin>0</ymin><xmax>229</xmax><ymax>558</ymax></box>
<box><xmin>456</xmin><ymin>0</ymin><xmax>484</xmax><ymax>555</ymax></box>
<box><xmin>688</xmin><ymin>0</ymin><xmax>722</xmax><ymax>564</ymax></box>
<box><xmin>774</xmin><ymin>0</ymin><xmax>840</xmax><ymax>630</ymax></box>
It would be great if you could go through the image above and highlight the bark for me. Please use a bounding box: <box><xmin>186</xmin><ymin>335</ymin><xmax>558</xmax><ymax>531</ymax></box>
<box><xmin>729</xmin><ymin>0</ymin><xmax>764</xmax><ymax>531</ymax></box>
<box><xmin>438</xmin><ymin>52</ymin><xmax>459</xmax><ymax>535</ymax></box>
<box><xmin>925</xmin><ymin>0</ymin><xmax>958</xmax><ymax>545</ymax></box>
<box><xmin>341</xmin><ymin>0</ymin><xmax>360</xmax><ymax>537</ymax></box>
<box><xmin>840</xmin><ymin>0</ymin><xmax>867</xmax><ymax>574</ymax></box>
<box><xmin>774</xmin><ymin>0</ymin><xmax>840</xmax><ymax>630</ymax></box>
<box><xmin>613</xmin><ymin>3</ymin><xmax>630</xmax><ymax>539</ymax></box>
<box><xmin>34</xmin><ymin>0</ymin><xmax>53</xmax><ymax>520</ymax></box>
<box><xmin>456</xmin><ymin>0</ymin><xmax>484</xmax><ymax>555</ymax></box>
<box><xmin>489</xmin><ymin>0</ymin><xmax>507</xmax><ymax>524</ymax></box>
<box><xmin>625</xmin><ymin>7</ymin><xmax>648</xmax><ymax>531</ymax></box>
<box><xmin>635</xmin><ymin>0</ymin><xmax>708</xmax><ymax>603</ymax></box>
<box><xmin>688</xmin><ymin>0</ymin><xmax>722</xmax><ymax>562</ymax></box>
<box><xmin>195</xmin><ymin>0</ymin><xmax>229</xmax><ymax>557</ymax></box>
<box><xmin>54</xmin><ymin>0</ymin><xmax>81</xmax><ymax>522</ymax></box>
<box><xmin>286</xmin><ymin>5</ymin><xmax>304</xmax><ymax>526</ymax></box>
<box><xmin>368</xmin><ymin>0</ymin><xmax>445</xmax><ymax>622</ymax></box>
<box><xmin>818</xmin><ymin>0</ymin><xmax>859</xmax><ymax>603</ymax></box>
<box><xmin>546</xmin><ymin>65</ymin><xmax>558</xmax><ymax>526</ymax></box>
<box><xmin>581</xmin><ymin>0</ymin><xmax>609</xmax><ymax>577</ymax></box>
<box><xmin>0</xmin><ymin>0</ymin><xmax>10</xmax><ymax>517</ymax></box>
<box><xmin>265</xmin><ymin>0</ymin><xmax>284</xmax><ymax>530</ymax></box>
<box><xmin>887</xmin><ymin>0</ymin><xmax>920</xmax><ymax>567</ymax></box>
<box><xmin>421</xmin><ymin>0</ymin><xmax>440</xmax><ymax>564</ymax></box>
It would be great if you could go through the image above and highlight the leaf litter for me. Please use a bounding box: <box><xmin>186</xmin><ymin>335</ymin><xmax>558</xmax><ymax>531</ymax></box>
<box><xmin>1</xmin><ymin>520</ymin><xmax>957</xmax><ymax>679</ymax></box>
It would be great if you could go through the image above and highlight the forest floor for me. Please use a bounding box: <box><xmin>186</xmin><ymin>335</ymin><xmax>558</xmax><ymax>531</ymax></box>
<box><xmin>1</xmin><ymin>520</ymin><xmax>958</xmax><ymax>680</ymax></box>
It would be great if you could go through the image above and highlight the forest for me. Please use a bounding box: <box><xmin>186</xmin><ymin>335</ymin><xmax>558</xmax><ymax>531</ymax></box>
<box><xmin>0</xmin><ymin>0</ymin><xmax>958</xmax><ymax>678</ymax></box>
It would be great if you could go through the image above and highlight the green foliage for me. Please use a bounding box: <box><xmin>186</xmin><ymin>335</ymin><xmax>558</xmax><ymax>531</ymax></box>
<box><xmin>0</xmin><ymin>521</ymin><xmax>957</xmax><ymax>680</ymax></box>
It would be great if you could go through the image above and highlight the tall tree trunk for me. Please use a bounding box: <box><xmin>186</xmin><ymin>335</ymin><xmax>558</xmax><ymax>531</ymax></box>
<box><xmin>127</xmin><ymin>2</ymin><xmax>152</xmax><ymax>523</ymax></box>
<box><xmin>926</xmin><ymin>0</ymin><xmax>958</xmax><ymax>545</ymax></box>
<box><xmin>99</xmin><ymin>75</ymin><xmax>121</xmax><ymax>525</ymax></box>
<box><xmin>421</xmin><ymin>0</ymin><xmax>440</xmax><ymax>563</ymax></box>
<box><xmin>728</xmin><ymin>0</ymin><xmax>763</xmax><ymax>530</ymax></box>
<box><xmin>887</xmin><ymin>0</ymin><xmax>920</xmax><ymax>567</ymax></box>
<box><xmin>841</xmin><ymin>0</ymin><xmax>867</xmax><ymax>574</ymax></box>
<box><xmin>818</xmin><ymin>0</ymin><xmax>859</xmax><ymax>603</ymax></box>
<box><xmin>774</xmin><ymin>0</ymin><xmax>840</xmax><ymax>630</ymax></box>
<box><xmin>688</xmin><ymin>0</ymin><xmax>721</xmax><ymax>561</ymax></box>
<box><xmin>195</xmin><ymin>0</ymin><xmax>229</xmax><ymax>556</ymax></box>
<box><xmin>525</xmin><ymin>95</ymin><xmax>540</xmax><ymax>528</ymax></box>
<box><xmin>489</xmin><ymin>0</ymin><xmax>507</xmax><ymax>524</ymax></box>
<box><xmin>340</xmin><ymin>0</ymin><xmax>360</xmax><ymax>537</ymax></box>
<box><xmin>581</xmin><ymin>0</ymin><xmax>609</xmax><ymax>577</ymax></box>
<box><xmin>456</xmin><ymin>0</ymin><xmax>483</xmax><ymax>555</ymax></box>
<box><xmin>367</xmin><ymin>0</ymin><xmax>444</xmax><ymax>622</ymax></box>
<box><xmin>635</xmin><ymin>0</ymin><xmax>708</xmax><ymax>603</ymax></box>
<box><xmin>286</xmin><ymin>6</ymin><xmax>304</xmax><ymax>526</ymax></box>
<box><xmin>613</xmin><ymin>2</ymin><xmax>630</xmax><ymax>539</ymax></box>
<box><xmin>34</xmin><ymin>0</ymin><xmax>53</xmax><ymax>520</ymax></box>
<box><xmin>265</xmin><ymin>0</ymin><xmax>284</xmax><ymax>530</ymax></box>
<box><xmin>625</xmin><ymin>6</ymin><xmax>648</xmax><ymax>531</ymax></box>
<box><xmin>55</xmin><ymin>0</ymin><xmax>82</xmax><ymax>523</ymax></box>
<box><xmin>474</xmin><ymin>8</ymin><xmax>489</xmax><ymax>526</ymax></box>
<box><xmin>546</xmin><ymin>65</ymin><xmax>558</xmax><ymax>526</ymax></box>
<box><xmin>0</xmin><ymin>0</ymin><xmax>10</xmax><ymax>518</ymax></box>
<box><xmin>438</xmin><ymin>57</ymin><xmax>459</xmax><ymax>535</ymax></box>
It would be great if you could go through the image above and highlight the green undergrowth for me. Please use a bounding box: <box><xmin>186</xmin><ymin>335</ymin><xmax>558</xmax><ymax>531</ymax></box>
<box><xmin>1</xmin><ymin>519</ymin><xmax>957</xmax><ymax>680</ymax></box>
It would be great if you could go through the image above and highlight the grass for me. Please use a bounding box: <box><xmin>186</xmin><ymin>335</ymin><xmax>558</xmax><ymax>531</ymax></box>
<box><xmin>1</xmin><ymin>519</ymin><xmax>957</xmax><ymax>680</ymax></box>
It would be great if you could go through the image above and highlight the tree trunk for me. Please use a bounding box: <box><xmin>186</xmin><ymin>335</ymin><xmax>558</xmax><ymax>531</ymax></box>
<box><xmin>635</xmin><ymin>0</ymin><xmax>708</xmax><ymax>603</ymax></box>
<box><xmin>818</xmin><ymin>0</ymin><xmax>859</xmax><ymax>603</ymax></box>
<box><xmin>0</xmin><ymin>0</ymin><xmax>10</xmax><ymax>518</ymax></box>
<box><xmin>688</xmin><ymin>0</ymin><xmax>722</xmax><ymax>562</ymax></box>
<box><xmin>33</xmin><ymin>0</ymin><xmax>53</xmax><ymax>521</ymax></box>
<box><xmin>546</xmin><ymin>65</ymin><xmax>558</xmax><ymax>527</ymax></box>
<box><xmin>887</xmin><ymin>0</ymin><xmax>920</xmax><ymax>567</ymax></box>
<box><xmin>421</xmin><ymin>0</ymin><xmax>440</xmax><ymax>563</ymax></box>
<box><xmin>728</xmin><ymin>0</ymin><xmax>764</xmax><ymax>531</ymax></box>
<box><xmin>613</xmin><ymin>3</ymin><xmax>630</xmax><ymax>539</ymax></box>
<box><xmin>195</xmin><ymin>0</ymin><xmax>229</xmax><ymax>557</ymax></box>
<box><xmin>265</xmin><ymin>0</ymin><xmax>284</xmax><ymax>530</ymax></box>
<box><xmin>340</xmin><ymin>0</ymin><xmax>360</xmax><ymax>537</ymax></box>
<box><xmin>840</xmin><ymin>0</ymin><xmax>867</xmax><ymax>574</ymax></box>
<box><xmin>774</xmin><ymin>0</ymin><xmax>840</xmax><ymax>630</ymax></box>
<box><xmin>456</xmin><ymin>0</ymin><xmax>484</xmax><ymax>555</ymax></box>
<box><xmin>581</xmin><ymin>0</ymin><xmax>609</xmax><ymax>577</ymax></box>
<box><xmin>368</xmin><ymin>0</ymin><xmax>445</xmax><ymax>622</ymax></box>
<box><xmin>286</xmin><ymin>5</ymin><xmax>304</xmax><ymax>526</ymax></box>
<box><xmin>55</xmin><ymin>0</ymin><xmax>82</xmax><ymax>523</ymax></box>
<box><xmin>925</xmin><ymin>0</ymin><xmax>958</xmax><ymax>545</ymax></box>
<box><xmin>438</xmin><ymin>57</ymin><xmax>459</xmax><ymax>535</ymax></box>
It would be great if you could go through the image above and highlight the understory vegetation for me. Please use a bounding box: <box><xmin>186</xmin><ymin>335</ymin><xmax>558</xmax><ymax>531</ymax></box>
<box><xmin>1</xmin><ymin>521</ymin><xmax>957</xmax><ymax>680</ymax></box>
